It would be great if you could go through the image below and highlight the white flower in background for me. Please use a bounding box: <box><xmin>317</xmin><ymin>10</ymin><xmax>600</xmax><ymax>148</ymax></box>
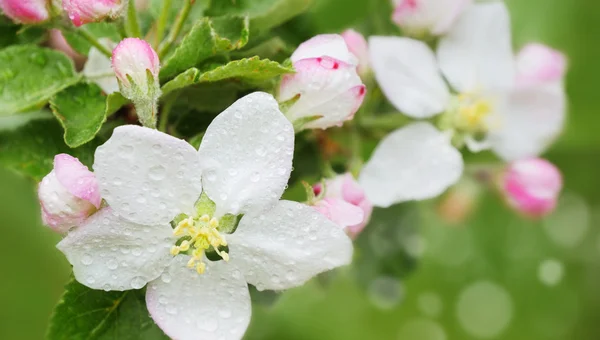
<box><xmin>38</xmin><ymin>154</ymin><xmax>101</xmax><ymax>233</ymax></box>
<box><xmin>313</xmin><ymin>173</ymin><xmax>373</xmax><ymax>238</ymax></box>
<box><xmin>361</xmin><ymin>2</ymin><xmax>567</xmax><ymax>207</ymax></box>
<box><xmin>56</xmin><ymin>92</ymin><xmax>353</xmax><ymax>340</ymax></box>
<box><xmin>391</xmin><ymin>0</ymin><xmax>472</xmax><ymax>36</ymax></box>
<box><xmin>279</xmin><ymin>34</ymin><xmax>366</xmax><ymax>130</ymax></box>
<box><xmin>82</xmin><ymin>39</ymin><xmax>119</xmax><ymax>94</ymax></box>
<box><xmin>502</xmin><ymin>158</ymin><xmax>563</xmax><ymax>218</ymax></box>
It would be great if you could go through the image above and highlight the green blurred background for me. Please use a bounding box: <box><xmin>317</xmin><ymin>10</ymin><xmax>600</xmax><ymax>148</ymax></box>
<box><xmin>2</xmin><ymin>0</ymin><xmax>600</xmax><ymax>339</ymax></box>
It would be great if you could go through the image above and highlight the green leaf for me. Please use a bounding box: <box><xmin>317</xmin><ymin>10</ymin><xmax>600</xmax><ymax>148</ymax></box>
<box><xmin>0</xmin><ymin>118</ymin><xmax>98</xmax><ymax>181</ymax></box>
<box><xmin>159</xmin><ymin>16</ymin><xmax>250</xmax><ymax>81</ymax></box>
<box><xmin>62</xmin><ymin>23</ymin><xmax>121</xmax><ymax>56</ymax></box>
<box><xmin>206</xmin><ymin>0</ymin><xmax>313</xmax><ymax>34</ymax></box>
<box><xmin>50</xmin><ymin>83</ymin><xmax>107</xmax><ymax>148</ymax></box>
<box><xmin>48</xmin><ymin>279</ymin><xmax>168</xmax><ymax>340</ymax></box>
<box><xmin>161</xmin><ymin>57</ymin><xmax>294</xmax><ymax>94</ymax></box>
<box><xmin>106</xmin><ymin>92</ymin><xmax>129</xmax><ymax>116</ymax></box>
<box><xmin>0</xmin><ymin>45</ymin><xmax>79</xmax><ymax>115</ymax></box>
<box><xmin>0</xmin><ymin>20</ymin><xmax>47</xmax><ymax>49</ymax></box>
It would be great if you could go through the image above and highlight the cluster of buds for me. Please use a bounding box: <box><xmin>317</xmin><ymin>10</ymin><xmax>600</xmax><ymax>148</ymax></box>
<box><xmin>0</xmin><ymin>0</ymin><xmax>125</xmax><ymax>26</ymax></box>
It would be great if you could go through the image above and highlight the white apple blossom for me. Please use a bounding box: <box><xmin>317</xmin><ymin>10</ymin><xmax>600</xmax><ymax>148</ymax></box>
<box><xmin>361</xmin><ymin>2</ymin><xmax>566</xmax><ymax>207</ymax></box>
<box><xmin>391</xmin><ymin>0</ymin><xmax>472</xmax><ymax>36</ymax></box>
<box><xmin>56</xmin><ymin>92</ymin><xmax>353</xmax><ymax>340</ymax></box>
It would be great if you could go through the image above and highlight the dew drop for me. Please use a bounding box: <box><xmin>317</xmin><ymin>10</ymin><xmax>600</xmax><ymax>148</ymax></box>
<box><xmin>166</xmin><ymin>305</ymin><xmax>178</xmax><ymax>315</ymax></box>
<box><xmin>107</xmin><ymin>259</ymin><xmax>119</xmax><ymax>270</ymax></box>
<box><xmin>130</xmin><ymin>276</ymin><xmax>146</xmax><ymax>289</ymax></box>
<box><xmin>149</xmin><ymin>165</ymin><xmax>167</xmax><ymax>181</ymax></box>
<box><xmin>160</xmin><ymin>272</ymin><xmax>172</xmax><ymax>283</ymax></box>
<box><xmin>81</xmin><ymin>254</ymin><xmax>93</xmax><ymax>265</ymax></box>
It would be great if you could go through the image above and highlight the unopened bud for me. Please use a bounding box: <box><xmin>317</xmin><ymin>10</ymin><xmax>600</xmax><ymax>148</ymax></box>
<box><xmin>0</xmin><ymin>0</ymin><xmax>50</xmax><ymax>24</ymax></box>
<box><xmin>38</xmin><ymin>154</ymin><xmax>101</xmax><ymax>233</ymax></box>
<box><xmin>111</xmin><ymin>38</ymin><xmax>161</xmax><ymax>128</ymax></box>
<box><xmin>503</xmin><ymin>158</ymin><xmax>562</xmax><ymax>218</ymax></box>
<box><xmin>516</xmin><ymin>43</ymin><xmax>567</xmax><ymax>87</ymax></box>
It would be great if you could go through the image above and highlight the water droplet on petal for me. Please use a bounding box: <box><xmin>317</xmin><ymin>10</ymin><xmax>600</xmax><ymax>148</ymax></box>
<box><xmin>130</xmin><ymin>276</ymin><xmax>146</xmax><ymax>289</ymax></box>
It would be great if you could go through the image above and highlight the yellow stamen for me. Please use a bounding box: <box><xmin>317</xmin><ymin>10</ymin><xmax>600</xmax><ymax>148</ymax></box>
<box><xmin>172</xmin><ymin>213</ymin><xmax>229</xmax><ymax>274</ymax></box>
<box><xmin>455</xmin><ymin>93</ymin><xmax>492</xmax><ymax>133</ymax></box>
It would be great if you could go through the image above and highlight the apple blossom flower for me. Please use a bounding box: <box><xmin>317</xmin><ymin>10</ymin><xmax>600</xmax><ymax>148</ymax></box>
<box><xmin>82</xmin><ymin>39</ymin><xmax>119</xmax><ymax>94</ymax></box>
<box><xmin>516</xmin><ymin>43</ymin><xmax>567</xmax><ymax>88</ymax></box>
<box><xmin>38</xmin><ymin>154</ymin><xmax>101</xmax><ymax>233</ymax></box>
<box><xmin>0</xmin><ymin>0</ymin><xmax>50</xmax><ymax>24</ymax></box>
<box><xmin>62</xmin><ymin>0</ymin><xmax>125</xmax><ymax>27</ymax></box>
<box><xmin>313</xmin><ymin>173</ymin><xmax>373</xmax><ymax>238</ymax></box>
<box><xmin>279</xmin><ymin>34</ymin><xmax>366</xmax><ymax>130</ymax></box>
<box><xmin>111</xmin><ymin>38</ymin><xmax>161</xmax><ymax>127</ymax></box>
<box><xmin>503</xmin><ymin>158</ymin><xmax>562</xmax><ymax>218</ymax></box>
<box><xmin>361</xmin><ymin>2</ymin><xmax>566</xmax><ymax>207</ymax></box>
<box><xmin>391</xmin><ymin>0</ymin><xmax>472</xmax><ymax>36</ymax></box>
<box><xmin>341</xmin><ymin>29</ymin><xmax>370</xmax><ymax>76</ymax></box>
<box><xmin>56</xmin><ymin>92</ymin><xmax>353</xmax><ymax>340</ymax></box>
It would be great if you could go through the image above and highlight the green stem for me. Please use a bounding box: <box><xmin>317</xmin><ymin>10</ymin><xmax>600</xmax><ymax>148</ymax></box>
<box><xmin>125</xmin><ymin>0</ymin><xmax>142</xmax><ymax>38</ymax></box>
<box><xmin>158</xmin><ymin>95</ymin><xmax>177</xmax><ymax>132</ymax></box>
<box><xmin>358</xmin><ymin>113</ymin><xmax>412</xmax><ymax>130</ymax></box>
<box><xmin>348</xmin><ymin>123</ymin><xmax>363</xmax><ymax>178</ymax></box>
<box><xmin>155</xmin><ymin>0</ymin><xmax>173</xmax><ymax>48</ymax></box>
<box><xmin>76</xmin><ymin>28</ymin><xmax>112</xmax><ymax>58</ymax></box>
<box><xmin>158</xmin><ymin>0</ymin><xmax>193</xmax><ymax>59</ymax></box>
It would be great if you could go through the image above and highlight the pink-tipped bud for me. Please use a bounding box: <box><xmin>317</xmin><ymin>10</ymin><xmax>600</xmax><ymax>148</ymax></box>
<box><xmin>341</xmin><ymin>29</ymin><xmax>370</xmax><ymax>76</ymax></box>
<box><xmin>111</xmin><ymin>38</ymin><xmax>161</xmax><ymax>127</ymax></box>
<box><xmin>503</xmin><ymin>158</ymin><xmax>563</xmax><ymax>218</ymax></box>
<box><xmin>280</xmin><ymin>34</ymin><xmax>366</xmax><ymax>130</ymax></box>
<box><xmin>38</xmin><ymin>154</ymin><xmax>101</xmax><ymax>233</ymax></box>
<box><xmin>392</xmin><ymin>0</ymin><xmax>471</xmax><ymax>36</ymax></box>
<box><xmin>0</xmin><ymin>0</ymin><xmax>50</xmax><ymax>24</ymax></box>
<box><xmin>313</xmin><ymin>173</ymin><xmax>373</xmax><ymax>238</ymax></box>
<box><xmin>516</xmin><ymin>43</ymin><xmax>567</xmax><ymax>87</ymax></box>
<box><xmin>62</xmin><ymin>0</ymin><xmax>125</xmax><ymax>27</ymax></box>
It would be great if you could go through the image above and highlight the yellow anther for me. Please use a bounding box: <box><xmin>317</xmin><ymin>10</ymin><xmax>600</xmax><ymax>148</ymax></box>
<box><xmin>172</xmin><ymin>213</ymin><xmax>230</xmax><ymax>274</ymax></box>
<box><xmin>196</xmin><ymin>263</ymin><xmax>206</xmax><ymax>274</ymax></box>
<box><xmin>455</xmin><ymin>93</ymin><xmax>492</xmax><ymax>133</ymax></box>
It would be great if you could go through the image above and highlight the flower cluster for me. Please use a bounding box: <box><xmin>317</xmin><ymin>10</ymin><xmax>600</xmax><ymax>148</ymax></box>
<box><xmin>24</xmin><ymin>0</ymin><xmax>569</xmax><ymax>338</ymax></box>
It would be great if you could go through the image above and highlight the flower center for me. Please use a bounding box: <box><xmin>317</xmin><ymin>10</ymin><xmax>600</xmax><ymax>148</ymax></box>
<box><xmin>170</xmin><ymin>214</ymin><xmax>229</xmax><ymax>274</ymax></box>
<box><xmin>454</xmin><ymin>93</ymin><xmax>492</xmax><ymax>133</ymax></box>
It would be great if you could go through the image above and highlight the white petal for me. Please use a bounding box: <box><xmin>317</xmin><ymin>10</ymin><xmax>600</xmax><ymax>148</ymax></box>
<box><xmin>359</xmin><ymin>122</ymin><xmax>464</xmax><ymax>207</ymax></box>
<box><xmin>489</xmin><ymin>85</ymin><xmax>566</xmax><ymax>161</ymax></box>
<box><xmin>94</xmin><ymin>125</ymin><xmax>202</xmax><ymax>225</ymax></box>
<box><xmin>291</xmin><ymin>34</ymin><xmax>358</xmax><ymax>65</ymax></box>
<box><xmin>437</xmin><ymin>2</ymin><xmax>515</xmax><ymax>92</ymax></box>
<box><xmin>228</xmin><ymin>200</ymin><xmax>353</xmax><ymax>291</ymax></box>
<box><xmin>82</xmin><ymin>40</ymin><xmax>119</xmax><ymax>94</ymax></box>
<box><xmin>369</xmin><ymin>36</ymin><xmax>449</xmax><ymax>118</ymax></box>
<box><xmin>146</xmin><ymin>256</ymin><xmax>251</xmax><ymax>340</ymax></box>
<box><xmin>198</xmin><ymin>92</ymin><xmax>294</xmax><ymax>216</ymax></box>
<box><xmin>57</xmin><ymin>208</ymin><xmax>174</xmax><ymax>291</ymax></box>
<box><xmin>464</xmin><ymin>135</ymin><xmax>492</xmax><ymax>153</ymax></box>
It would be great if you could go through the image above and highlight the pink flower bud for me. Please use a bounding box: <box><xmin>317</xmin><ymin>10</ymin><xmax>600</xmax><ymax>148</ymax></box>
<box><xmin>38</xmin><ymin>154</ymin><xmax>101</xmax><ymax>233</ymax></box>
<box><xmin>313</xmin><ymin>173</ymin><xmax>373</xmax><ymax>238</ymax></box>
<box><xmin>503</xmin><ymin>158</ymin><xmax>562</xmax><ymax>218</ymax></box>
<box><xmin>111</xmin><ymin>38</ymin><xmax>160</xmax><ymax>92</ymax></box>
<box><xmin>516</xmin><ymin>43</ymin><xmax>567</xmax><ymax>87</ymax></box>
<box><xmin>341</xmin><ymin>29</ymin><xmax>370</xmax><ymax>76</ymax></box>
<box><xmin>0</xmin><ymin>0</ymin><xmax>50</xmax><ymax>24</ymax></box>
<box><xmin>291</xmin><ymin>34</ymin><xmax>359</xmax><ymax>66</ymax></box>
<box><xmin>281</xmin><ymin>37</ymin><xmax>366</xmax><ymax>130</ymax></box>
<box><xmin>392</xmin><ymin>0</ymin><xmax>471</xmax><ymax>36</ymax></box>
<box><xmin>62</xmin><ymin>0</ymin><xmax>125</xmax><ymax>27</ymax></box>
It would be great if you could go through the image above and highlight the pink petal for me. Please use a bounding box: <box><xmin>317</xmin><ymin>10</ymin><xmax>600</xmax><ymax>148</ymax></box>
<box><xmin>341</xmin><ymin>29</ymin><xmax>370</xmax><ymax>74</ymax></box>
<box><xmin>54</xmin><ymin>154</ymin><xmax>101</xmax><ymax>208</ymax></box>
<box><xmin>111</xmin><ymin>37</ymin><xmax>160</xmax><ymax>86</ymax></box>
<box><xmin>291</xmin><ymin>34</ymin><xmax>358</xmax><ymax>65</ymax></box>
<box><xmin>62</xmin><ymin>0</ymin><xmax>124</xmax><ymax>27</ymax></box>
<box><xmin>314</xmin><ymin>198</ymin><xmax>365</xmax><ymax>230</ymax></box>
<box><xmin>516</xmin><ymin>43</ymin><xmax>567</xmax><ymax>87</ymax></box>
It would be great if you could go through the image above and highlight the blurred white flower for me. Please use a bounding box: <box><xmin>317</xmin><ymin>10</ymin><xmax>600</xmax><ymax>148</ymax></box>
<box><xmin>361</xmin><ymin>2</ymin><xmax>567</xmax><ymax>207</ymax></box>
<box><xmin>391</xmin><ymin>0</ymin><xmax>472</xmax><ymax>36</ymax></box>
